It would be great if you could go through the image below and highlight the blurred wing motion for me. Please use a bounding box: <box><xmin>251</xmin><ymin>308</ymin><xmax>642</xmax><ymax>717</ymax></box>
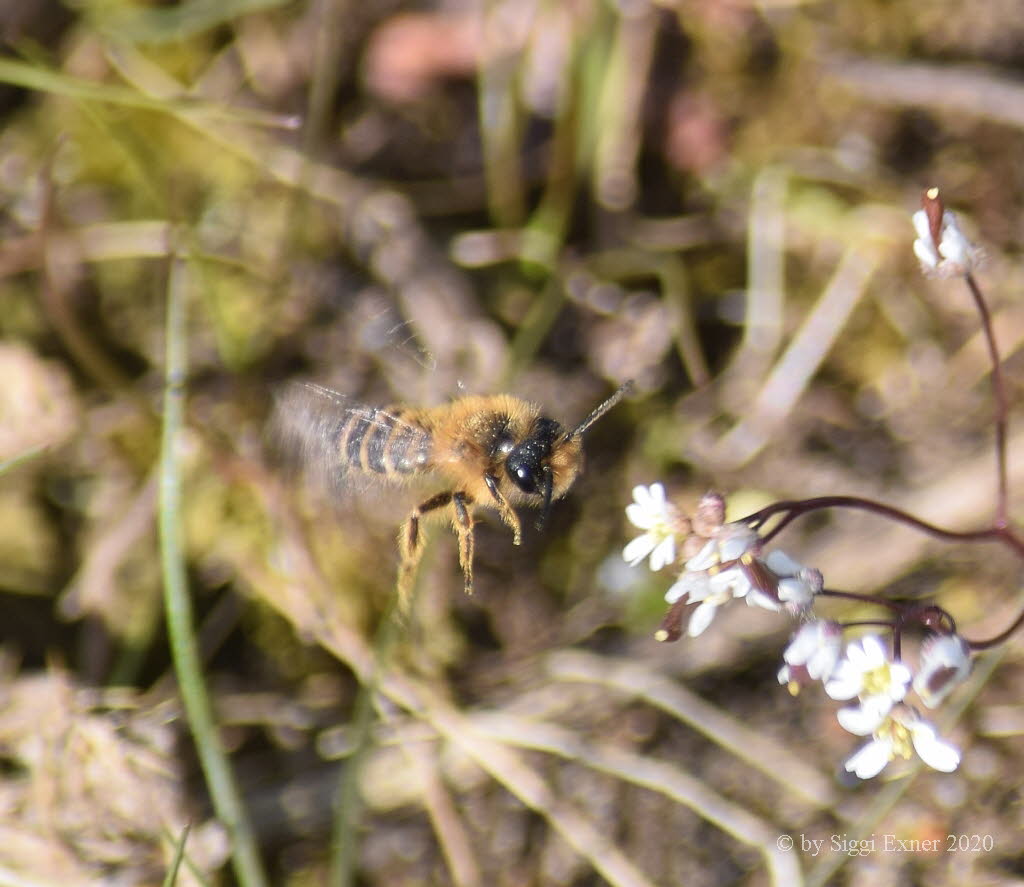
<box><xmin>269</xmin><ymin>382</ymin><xmax>434</xmax><ymax>498</ymax></box>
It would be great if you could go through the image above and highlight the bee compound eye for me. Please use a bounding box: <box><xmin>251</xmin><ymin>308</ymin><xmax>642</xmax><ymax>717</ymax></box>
<box><xmin>507</xmin><ymin>458</ymin><xmax>538</xmax><ymax>493</ymax></box>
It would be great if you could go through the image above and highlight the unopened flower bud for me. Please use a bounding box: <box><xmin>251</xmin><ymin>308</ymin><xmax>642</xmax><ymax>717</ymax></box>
<box><xmin>693</xmin><ymin>491</ymin><xmax>726</xmax><ymax>537</ymax></box>
<box><xmin>913</xmin><ymin>633</ymin><xmax>972</xmax><ymax>709</ymax></box>
<box><xmin>912</xmin><ymin>188</ymin><xmax>981</xmax><ymax>278</ymax></box>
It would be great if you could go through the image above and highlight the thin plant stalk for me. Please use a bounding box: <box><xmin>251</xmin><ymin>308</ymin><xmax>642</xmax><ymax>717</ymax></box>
<box><xmin>161</xmin><ymin>823</ymin><xmax>191</xmax><ymax>887</ymax></box>
<box><xmin>159</xmin><ymin>254</ymin><xmax>268</xmax><ymax>887</ymax></box>
<box><xmin>965</xmin><ymin>271</ymin><xmax>1010</xmax><ymax>526</ymax></box>
<box><xmin>328</xmin><ymin>574</ymin><xmax>408</xmax><ymax>886</ymax></box>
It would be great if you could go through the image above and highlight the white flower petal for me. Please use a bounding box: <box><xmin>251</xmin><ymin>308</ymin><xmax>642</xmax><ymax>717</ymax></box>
<box><xmin>746</xmin><ymin>588</ymin><xmax>782</xmax><ymax>612</ymax></box>
<box><xmin>844</xmin><ymin>738</ymin><xmax>893</xmax><ymax>779</ymax></box>
<box><xmin>887</xmin><ymin>665</ymin><xmax>911</xmax><ymax>701</ymax></box>
<box><xmin>937</xmin><ymin>213</ymin><xmax>969</xmax><ymax>264</ymax></box>
<box><xmin>649</xmin><ymin>535</ymin><xmax>676</xmax><ymax>571</ymax></box>
<box><xmin>837</xmin><ymin>704</ymin><xmax>886</xmax><ymax>736</ymax></box>
<box><xmin>911</xmin><ymin>209</ymin><xmax>931</xmax><ymax>241</ymax></box>
<box><xmin>784</xmin><ymin>621</ymin><xmax>842</xmax><ymax>683</ymax></box>
<box><xmin>778</xmin><ymin>577</ymin><xmax>813</xmax><ymax>608</ymax></box>
<box><xmin>784</xmin><ymin>627</ymin><xmax>817</xmax><ymax>665</ymax></box>
<box><xmin>665</xmin><ymin>572</ymin><xmax>705</xmax><ymax>604</ymax></box>
<box><xmin>844</xmin><ymin>642</ymin><xmax>868</xmax><ymax>669</ymax></box>
<box><xmin>685</xmin><ymin>539</ymin><xmax>718</xmax><ymax>572</ymax></box>
<box><xmin>824</xmin><ymin>663</ymin><xmax>862</xmax><ymax>701</ymax></box>
<box><xmin>709</xmin><ymin>566</ymin><xmax>749</xmax><ymax>598</ymax></box>
<box><xmin>687</xmin><ymin>600</ymin><xmax>718</xmax><ymax>637</ymax></box>
<box><xmin>623</xmin><ymin>534</ymin><xmax>656</xmax><ymax>565</ymax></box>
<box><xmin>914</xmin><ymin>238</ymin><xmax>939</xmax><ymax>268</ymax></box>
<box><xmin>806</xmin><ymin>645</ymin><xmax>840</xmax><ymax>681</ymax></box>
<box><xmin>718</xmin><ymin>527</ymin><xmax>758</xmax><ymax>561</ymax></box>
<box><xmin>625</xmin><ymin>503</ymin><xmax>656</xmax><ymax>530</ymax></box>
<box><xmin>763</xmin><ymin>549</ymin><xmax>803</xmax><ymax>576</ymax></box>
<box><xmin>859</xmin><ymin>635</ymin><xmax>888</xmax><ymax>666</ymax></box>
<box><xmin>910</xmin><ymin>723</ymin><xmax>960</xmax><ymax>773</ymax></box>
<box><xmin>631</xmin><ymin>484</ymin><xmax>654</xmax><ymax>508</ymax></box>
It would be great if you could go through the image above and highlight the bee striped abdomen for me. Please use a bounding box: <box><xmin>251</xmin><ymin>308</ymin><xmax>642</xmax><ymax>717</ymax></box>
<box><xmin>337</xmin><ymin>406</ymin><xmax>432</xmax><ymax>476</ymax></box>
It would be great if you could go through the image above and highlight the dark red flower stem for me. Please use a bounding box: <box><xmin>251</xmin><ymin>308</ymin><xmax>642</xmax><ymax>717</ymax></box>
<box><xmin>820</xmin><ymin>588</ymin><xmax>903</xmax><ymax>611</ymax></box>
<box><xmin>966</xmin><ymin>272</ymin><xmax>1010</xmax><ymax>528</ymax></box>
<box><xmin>966</xmin><ymin>608</ymin><xmax>1024</xmax><ymax>651</ymax></box>
<box><xmin>743</xmin><ymin>496</ymin><xmax>1024</xmax><ymax>555</ymax></box>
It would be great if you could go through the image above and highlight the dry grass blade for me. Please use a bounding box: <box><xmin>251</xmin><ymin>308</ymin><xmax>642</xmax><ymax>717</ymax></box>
<box><xmin>468</xmin><ymin>710</ymin><xmax>803</xmax><ymax>886</ymax></box>
<box><xmin>547</xmin><ymin>650</ymin><xmax>838</xmax><ymax>810</ymax></box>
<box><xmin>712</xmin><ymin>244</ymin><xmax>879</xmax><ymax>468</ymax></box>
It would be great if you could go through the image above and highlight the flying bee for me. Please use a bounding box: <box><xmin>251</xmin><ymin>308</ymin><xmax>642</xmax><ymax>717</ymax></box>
<box><xmin>272</xmin><ymin>380</ymin><xmax>633</xmax><ymax>609</ymax></box>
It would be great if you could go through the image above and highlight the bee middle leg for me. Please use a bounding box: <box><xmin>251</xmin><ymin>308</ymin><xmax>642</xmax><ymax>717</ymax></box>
<box><xmin>450</xmin><ymin>492</ymin><xmax>476</xmax><ymax>595</ymax></box>
<box><xmin>397</xmin><ymin>490</ymin><xmax>477</xmax><ymax>608</ymax></box>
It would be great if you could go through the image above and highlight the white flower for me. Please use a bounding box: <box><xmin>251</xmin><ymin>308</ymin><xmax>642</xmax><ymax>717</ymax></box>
<box><xmin>759</xmin><ymin>549</ymin><xmax>821</xmax><ymax>614</ymax></box>
<box><xmin>663</xmin><ymin>523</ymin><xmax>763</xmax><ymax>637</ymax></box>
<box><xmin>843</xmin><ymin>704</ymin><xmax>961</xmax><ymax>779</ymax></box>
<box><xmin>665</xmin><ymin>563</ymin><xmax>752</xmax><ymax>636</ymax></box>
<box><xmin>623</xmin><ymin>483</ymin><xmax>681</xmax><ymax>570</ymax></box>
<box><xmin>683</xmin><ymin>565</ymin><xmax>754</xmax><ymax>636</ymax></box>
<box><xmin>913</xmin><ymin>633</ymin><xmax>972</xmax><ymax>709</ymax></box>
<box><xmin>825</xmin><ymin>635</ymin><xmax>911</xmax><ymax>725</ymax></box>
<box><xmin>663</xmin><ymin>527</ymin><xmax>821</xmax><ymax>637</ymax></box>
<box><xmin>783</xmin><ymin>620</ymin><xmax>843</xmax><ymax>682</ymax></box>
<box><xmin>665</xmin><ymin>524</ymin><xmax>760</xmax><ymax>605</ymax></box>
<box><xmin>697</xmin><ymin>523</ymin><xmax>760</xmax><ymax>567</ymax></box>
<box><xmin>912</xmin><ymin>199</ymin><xmax>981</xmax><ymax>278</ymax></box>
<box><xmin>664</xmin><ymin>570</ymin><xmax>707</xmax><ymax>605</ymax></box>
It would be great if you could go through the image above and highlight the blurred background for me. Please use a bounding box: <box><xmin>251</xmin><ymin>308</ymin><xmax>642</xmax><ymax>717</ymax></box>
<box><xmin>2</xmin><ymin>0</ymin><xmax>1024</xmax><ymax>884</ymax></box>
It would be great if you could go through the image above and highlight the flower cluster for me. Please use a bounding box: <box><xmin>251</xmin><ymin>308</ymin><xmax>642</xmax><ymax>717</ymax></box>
<box><xmin>792</xmin><ymin>629</ymin><xmax>963</xmax><ymax>778</ymax></box>
<box><xmin>622</xmin><ymin>483</ymin><xmax>972</xmax><ymax>780</ymax></box>
<box><xmin>615</xmin><ymin>193</ymin><xmax>1002</xmax><ymax>782</ymax></box>
<box><xmin>624</xmin><ymin>485</ymin><xmax>821</xmax><ymax>642</ymax></box>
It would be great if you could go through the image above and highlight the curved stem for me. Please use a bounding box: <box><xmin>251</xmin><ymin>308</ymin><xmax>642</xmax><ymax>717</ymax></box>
<box><xmin>820</xmin><ymin>588</ymin><xmax>903</xmax><ymax>611</ymax></box>
<box><xmin>966</xmin><ymin>272</ymin><xmax>1010</xmax><ymax>528</ymax></box>
<box><xmin>966</xmin><ymin>604</ymin><xmax>1024</xmax><ymax>651</ymax></box>
<box><xmin>745</xmin><ymin>496</ymin><xmax>1024</xmax><ymax>556</ymax></box>
<box><xmin>837</xmin><ymin>619</ymin><xmax>897</xmax><ymax>630</ymax></box>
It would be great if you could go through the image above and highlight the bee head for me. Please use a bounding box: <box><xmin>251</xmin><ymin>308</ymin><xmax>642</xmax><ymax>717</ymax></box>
<box><xmin>505</xmin><ymin>381</ymin><xmax>632</xmax><ymax>530</ymax></box>
<box><xmin>506</xmin><ymin>417</ymin><xmax>562</xmax><ymax>513</ymax></box>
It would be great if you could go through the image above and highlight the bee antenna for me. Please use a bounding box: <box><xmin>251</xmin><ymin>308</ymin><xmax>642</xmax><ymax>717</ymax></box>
<box><xmin>535</xmin><ymin>466</ymin><xmax>554</xmax><ymax>531</ymax></box>
<box><xmin>569</xmin><ymin>380</ymin><xmax>634</xmax><ymax>437</ymax></box>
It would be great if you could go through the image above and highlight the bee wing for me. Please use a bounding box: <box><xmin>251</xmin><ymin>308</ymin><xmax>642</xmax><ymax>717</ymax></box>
<box><xmin>269</xmin><ymin>382</ymin><xmax>425</xmax><ymax>498</ymax></box>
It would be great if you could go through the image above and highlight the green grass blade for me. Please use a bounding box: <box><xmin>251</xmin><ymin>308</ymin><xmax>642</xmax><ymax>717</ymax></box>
<box><xmin>159</xmin><ymin>254</ymin><xmax>268</xmax><ymax>887</ymax></box>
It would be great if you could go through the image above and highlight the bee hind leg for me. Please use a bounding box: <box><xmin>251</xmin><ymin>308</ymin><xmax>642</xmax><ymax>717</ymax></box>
<box><xmin>398</xmin><ymin>490</ymin><xmax>455</xmax><ymax>611</ymax></box>
<box><xmin>483</xmin><ymin>473</ymin><xmax>522</xmax><ymax>545</ymax></box>
<box><xmin>397</xmin><ymin>490</ymin><xmax>478</xmax><ymax>608</ymax></box>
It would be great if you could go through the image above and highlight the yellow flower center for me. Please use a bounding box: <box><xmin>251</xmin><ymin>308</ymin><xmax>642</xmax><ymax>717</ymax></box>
<box><xmin>861</xmin><ymin>663</ymin><xmax>895</xmax><ymax>699</ymax></box>
<box><xmin>879</xmin><ymin>718</ymin><xmax>913</xmax><ymax>761</ymax></box>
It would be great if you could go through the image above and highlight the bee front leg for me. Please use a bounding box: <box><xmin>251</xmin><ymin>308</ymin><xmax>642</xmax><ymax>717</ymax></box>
<box><xmin>398</xmin><ymin>490</ymin><xmax>454</xmax><ymax>611</ymax></box>
<box><xmin>483</xmin><ymin>473</ymin><xmax>522</xmax><ymax>545</ymax></box>
<box><xmin>450</xmin><ymin>492</ymin><xmax>476</xmax><ymax>595</ymax></box>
